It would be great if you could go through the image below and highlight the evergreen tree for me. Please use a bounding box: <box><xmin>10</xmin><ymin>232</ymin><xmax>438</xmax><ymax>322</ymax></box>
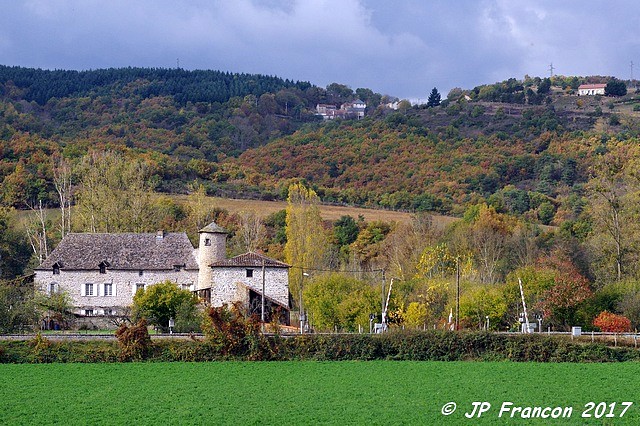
<box><xmin>426</xmin><ymin>87</ymin><xmax>441</xmax><ymax>107</ymax></box>
<box><xmin>605</xmin><ymin>79</ymin><xmax>627</xmax><ymax>97</ymax></box>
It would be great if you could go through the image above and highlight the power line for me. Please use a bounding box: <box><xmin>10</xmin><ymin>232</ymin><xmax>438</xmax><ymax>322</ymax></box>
<box><xmin>289</xmin><ymin>265</ymin><xmax>384</xmax><ymax>274</ymax></box>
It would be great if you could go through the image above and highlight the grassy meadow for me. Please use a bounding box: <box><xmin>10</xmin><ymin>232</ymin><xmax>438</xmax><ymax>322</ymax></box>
<box><xmin>2</xmin><ymin>361</ymin><xmax>640</xmax><ymax>425</ymax></box>
<box><xmin>12</xmin><ymin>195</ymin><xmax>458</xmax><ymax>229</ymax></box>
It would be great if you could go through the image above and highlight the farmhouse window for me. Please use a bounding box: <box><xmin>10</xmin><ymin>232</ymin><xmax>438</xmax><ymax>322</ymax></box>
<box><xmin>246</xmin><ymin>269</ymin><xmax>254</xmax><ymax>278</ymax></box>
<box><xmin>104</xmin><ymin>283</ymin><xmax>113</xmax><ymax>296</ymax></box>
<box><xmin>136</xmin><ymin>283</ymin><xmax>145</xmax><ymax>293</ymax></box>
<box><xmin>53</xmin><ymin>265</ymin><xmax>60</xmax><ymax>275</ymax></box>
<box><xmin>82</xmin><ymin>283</ymin><xmax>94</xmax><ymax>297</ymax></box>
<box><xmin>205</xmin><ymin>238</ymin><xmax>211</xmax><ymax>246</ymax></box>
<box><xmin>139</xmin><ymin>270</ymin><xmax>144</xmax><ymax>276</ymax></box>
<box><xmin>99</xmin><ymin>263</ymin><xmax>106</xmax><ymax>274</ymax></box>
<box><xmin>49</xmin><ymin>282</ymin><xmax>57</xmax><ymax>294</ymax></box>
<box><xmin>84</xmin><ymin>309</ymin><xmax>94</xmax><ymax>316</ymax></box>
<box><xmin>104</xmin><ymin>308</ymin><xmax>113</xmax><ymax>316</ymax></box>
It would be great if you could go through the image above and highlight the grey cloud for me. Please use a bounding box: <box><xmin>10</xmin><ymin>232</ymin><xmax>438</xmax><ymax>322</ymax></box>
<box><xmin>1</xmin><ymin>0</ymin><xmax>639</xmax><ymax>98</ymax></box>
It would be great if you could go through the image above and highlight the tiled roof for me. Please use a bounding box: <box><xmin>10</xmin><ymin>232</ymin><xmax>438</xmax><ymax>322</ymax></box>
<box><xmin>36</xmin><ymin>232</ymin><xmax>198</xmax><ymax>271</ymax></box>
<box><xmin>209</xmin><ymin>252</ymin><xmax>290</xmax><ymax>268</ymax></box>
<box><xmin>199</xmin><ymin>221</ymin><xmax>227</xmax><ymax>234</ymax></box>
<box><xmin>578</xmin><ymin>84</ymin><xmax>606</xmax><ymax>89</ymax></box>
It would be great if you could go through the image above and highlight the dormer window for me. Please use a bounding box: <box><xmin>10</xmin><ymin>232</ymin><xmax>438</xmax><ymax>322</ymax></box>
<box><xmin>174</xmin><ymin>265</ymin><xmax>183</xmax><ymax>272</ymax></box>
<box><xmin>53</xmin><ymin>265</ymin><xmax>60</xmax><ymax>275</ymax></box>
<box><xmin>98</xmin><ymin>260</ymin><xmax>110</xmax><ymax>274</ymax></box>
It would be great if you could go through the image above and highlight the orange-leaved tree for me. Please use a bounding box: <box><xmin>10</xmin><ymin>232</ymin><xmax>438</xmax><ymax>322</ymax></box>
<box><xmin>593</xmin><ymin>311</ymin><xmax>631</xmax><ymax>333</ymax></box>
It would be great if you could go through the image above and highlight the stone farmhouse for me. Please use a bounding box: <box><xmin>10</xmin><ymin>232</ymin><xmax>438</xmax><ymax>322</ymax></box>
<box><xmin>34</xmin><ymin>222</ymin><xmax>291</xmax><ymax>326</ymax></box>
<box><xmin>577</xmin><ymin>83</ymin><xmax>606</xmax><ymax>96</ymax></box>
<box><xmin>315</xmin><ymin>99</ymin><xmax>366</xmax><ymax>120</ymax></box>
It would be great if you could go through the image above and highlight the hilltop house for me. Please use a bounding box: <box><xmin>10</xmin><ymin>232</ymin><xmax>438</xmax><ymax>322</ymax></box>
<box><xmin>577</xmin><ymin>84</ymin><xmax>606</xmax><ymax>96</ymax></box>
<box><xmin>315</xmin><ymin>99</ymin><xmax>366</xmax><ymax>120</ymax></box>
<box><xmin>34</xmin><ymin>222</ymin><xmax>290</xmax><ymax>327</ymax></box>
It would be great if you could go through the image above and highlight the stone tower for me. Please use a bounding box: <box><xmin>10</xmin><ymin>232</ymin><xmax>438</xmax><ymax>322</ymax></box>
<box><xmin>197</xmin><ymin>221</ymin><xmax>227</xmax><ymax>290</ymax></box>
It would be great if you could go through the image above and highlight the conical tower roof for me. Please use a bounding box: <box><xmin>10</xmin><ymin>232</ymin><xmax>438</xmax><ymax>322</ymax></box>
<box><xmin>199</xmin><ymin>221</ymin><xmax>227</xmax><ymax>234</ymax></box>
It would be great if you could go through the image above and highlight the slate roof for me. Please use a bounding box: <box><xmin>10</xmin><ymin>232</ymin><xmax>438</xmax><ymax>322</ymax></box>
<box><xmin>199</xmin><ymin>221</ymin><xmax>227</xmax><ymax>234</ymax></box>
<box><xmin>36</xmin><ymin>232</ymin><xmax>198</xmax><ymax>271</ymax></box>
<box><xmin>209</xmin><ymin>252</ymin><xmax>290</xmax><ymax>269</ymax></box>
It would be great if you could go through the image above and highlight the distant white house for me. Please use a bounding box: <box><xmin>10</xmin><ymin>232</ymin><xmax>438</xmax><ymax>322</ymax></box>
<box><xmin>316</xmin><ymin>99</ymin><xmax>366</xmax><ymax>120</ymax></box>
<box><xmin>34</xmin><ymin>222</ymin><xmax>291</xmax><ymax>326</ymax></box>
<box><xmin>577</xmin><ymin>84</ymin><xmax>606</xmax><ymax>96</ymax></box>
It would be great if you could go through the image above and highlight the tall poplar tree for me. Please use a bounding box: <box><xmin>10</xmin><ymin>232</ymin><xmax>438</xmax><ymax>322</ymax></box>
<box><xmin>284</xmin><ymin>182</ymin><xmax>329</xmax><ymax>306</ymax></box>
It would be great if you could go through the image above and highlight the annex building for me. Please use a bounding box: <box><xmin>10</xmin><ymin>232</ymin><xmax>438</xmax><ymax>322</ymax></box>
<box><xmin>34</xmin><ymin>222</ymin><xmax>291</xmax><ymax>326</ymax></box>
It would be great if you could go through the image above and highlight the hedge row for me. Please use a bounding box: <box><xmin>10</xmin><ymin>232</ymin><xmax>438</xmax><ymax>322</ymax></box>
<box><xmin>1</xmin><ymin>331</ymin><xmax>639</xmax><ymax>363</ymax></box>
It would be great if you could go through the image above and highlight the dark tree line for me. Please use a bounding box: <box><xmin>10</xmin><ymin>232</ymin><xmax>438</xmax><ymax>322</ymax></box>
<box><xmin>0</xmin><ymin>65</ymin><xmax>312</xmax><ymax>105</ymax></box>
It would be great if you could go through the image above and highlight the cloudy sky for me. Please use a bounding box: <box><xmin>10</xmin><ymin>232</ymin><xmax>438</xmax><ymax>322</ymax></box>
<box><xmin>1</xmin><ymin>0</ymin><xmax>639</xmax><ymax>99</ymax></box>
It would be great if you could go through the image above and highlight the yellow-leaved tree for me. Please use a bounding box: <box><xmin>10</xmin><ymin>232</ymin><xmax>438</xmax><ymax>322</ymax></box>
<box><xmin>284</xmin><ymin>182</ymin><xmax>329</xmax><ymax>307</ymax></box>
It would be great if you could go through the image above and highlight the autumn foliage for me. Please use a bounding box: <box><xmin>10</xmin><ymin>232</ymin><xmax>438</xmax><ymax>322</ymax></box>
<box><xmin>593</xmin><ymin>311</ymin><xmax>631</xmax><ymax>333</ymax></box>
<box><xmin>203</xmin><ymin>302</ymin><xmax>269</xmax><ymax>359</ymax></box>
<box><xmin>115</xmin><ymin>318</ymin><xmax>152</xmax><ymax>361</ymax></box>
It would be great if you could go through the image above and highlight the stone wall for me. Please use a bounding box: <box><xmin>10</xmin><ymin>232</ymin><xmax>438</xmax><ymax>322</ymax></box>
<box><xmin>210</xmin><ymin>267</ymin><xmax>289</xmax><ymax>308</ymax></box>
<box><xmin>35</xmin><ymin>268</ymin><xmax>198</xmax><ymax>316</ymax></box>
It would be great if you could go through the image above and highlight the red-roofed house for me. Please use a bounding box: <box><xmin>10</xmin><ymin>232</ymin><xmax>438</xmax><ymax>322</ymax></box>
<box><xmin>577</xmin><ymin>84</ymin><xmax>606</xmax><ymax>96</ymax></box>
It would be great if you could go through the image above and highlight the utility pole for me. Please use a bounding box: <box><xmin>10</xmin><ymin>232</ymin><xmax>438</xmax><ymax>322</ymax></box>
<box><xmin>456</xmin><ymin>257</ymin><xmax>460</xmax><ymax>331</ymax></box>
<box><xmin>261</xmin><ymin>259</ymin><xmax>265</xmax><ymax>333</ymax></box>
<box><xmin>549</xmin><ymin>63</ymin><xmax>555</xmax><ymax>77</ymax></box>
<box><xmin>300</xmin><ymin>268</ymin><xmax>304</xmax><ymax>334</ymax></box>
<box><xmin>631</xmin><ymin>61</ymin><xmax>634</xmax><ymax>82</ymax></box>
<box><xmin>381</xmin><ymin>269</ymin><xmax>386</xmax><ymax>316</ymax></box>
<box><xmin>518</xmin><ymin>278</ymin><xmax>530</xmax><ymax>333</ymax></box>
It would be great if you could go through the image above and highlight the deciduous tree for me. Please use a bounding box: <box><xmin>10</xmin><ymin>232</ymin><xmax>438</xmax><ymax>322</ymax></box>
<box><xmin>284</xmin><ymin>182</ymin><xmax>329</xmax><ymax>305</ymax></box>
<box><xmin>74</xmin><ymin>151</ymin><xmax>156</xmax><ymax>233</ymax></box>
<box><xmin>132</xmin><ymin>280</ymin><xmax>200</xmax><ymax>331</ymax></box>
<box><xmin>593</xmin><ymin>310</ymin><xmax>631</xmax><ymax>333</ymax></box>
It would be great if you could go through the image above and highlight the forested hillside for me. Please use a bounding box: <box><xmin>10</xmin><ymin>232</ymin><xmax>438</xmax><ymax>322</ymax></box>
<box><xmin>5</xmin><ymin>66</ymin><xmax>640</xmax><ymax>334</ymax></box>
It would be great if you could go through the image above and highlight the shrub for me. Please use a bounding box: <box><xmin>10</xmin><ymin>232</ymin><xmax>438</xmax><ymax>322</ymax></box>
<box><xmin>29</xmin><ymin>333</ymin><xmax>53</xmax><ymax>363</ymax></box>
<box><xmin>202</xmin><ymin>302</ymin><xmax>270</xmax><ymax>360</ymax></box>
<box><xmin>115</xmin><ymin>319</ymin><xmax>152</xmax><ymax>361</ymax></box>
<box><xmin>593</xmin><ymin>311</ymin><xmax>631</xmax><ymax>333</ymax></box>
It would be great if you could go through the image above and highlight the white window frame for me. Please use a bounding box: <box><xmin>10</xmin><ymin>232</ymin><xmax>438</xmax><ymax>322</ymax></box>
<box><xmin>84</xmin><ymin>309</ymin><xmax>94</xmax><ymax>316</ymax></box>
<box><xmin>104</xmin><ymin>282</ymin><xmax>113</xmax><ymax>296</ymax></box>
<box><xmin>134</xmin><ymin>283</ymin><xmax>145</xmax><ymax>295</ymax></box>
<box><xmin>81</xmin><ymin>283</ymin><xmax>94</xmax><ymax>297</ymax></box>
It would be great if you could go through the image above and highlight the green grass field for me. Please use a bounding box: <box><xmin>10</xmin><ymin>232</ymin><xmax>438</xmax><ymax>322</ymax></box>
<box><xmin>2</xmin><ymin>361</ymin><xmax>640</xmax><ymax>425</ymax></box>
